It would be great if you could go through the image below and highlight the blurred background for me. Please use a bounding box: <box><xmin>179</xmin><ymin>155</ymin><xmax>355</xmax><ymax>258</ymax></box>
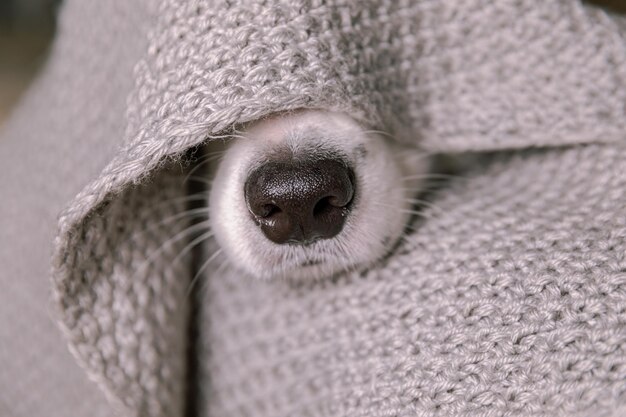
<box><xmin>0</xmin><ymin>0</ymin><xmax>60</xmax><ymax>126</ymax></box>
<box><xmin>0</xmin><ymin>0</ymin><xmax>625</xmax><ymax>128</ymax></box>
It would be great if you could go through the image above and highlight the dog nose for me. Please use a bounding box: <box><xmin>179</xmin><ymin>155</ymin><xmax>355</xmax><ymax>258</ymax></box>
<box><xmin>244</xmin><ymin>159</ymin><xmax>355</xmax><ymax>245</ymax></box>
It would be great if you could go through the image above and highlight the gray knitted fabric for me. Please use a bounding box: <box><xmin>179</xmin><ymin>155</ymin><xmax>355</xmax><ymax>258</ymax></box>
<box><xmin>0</xmin><ymin>0</ymin><xmax>625</xmax><ymax>416</ymax></box>
<box><xmin>0</xmin><ymin>2</ymin><xmax>157</xmax><ymax>416</ymax></box>
<box><xmin>198</xmin><ymin>144</ymin><xmax>626</xmax><ymax>417</ymax></box>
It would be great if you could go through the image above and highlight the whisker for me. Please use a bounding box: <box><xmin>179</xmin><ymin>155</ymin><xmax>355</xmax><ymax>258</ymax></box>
<box><xmin>183</xmin><ymin>153</ymin><xmax>227</xmax><ymax>183</ymax></box>
<box><xmin>392</xmin><ymin>187</ymin><xmax>443</xmax><ymax>198</ymax></box>
<box><xmin>402</xmin><ymin>198</ymin><xmax>446</xmax><ymax>214</ymax></box>
<box><xmin>336</xmin><ymin>243</ymin><xmax>355</xmax><ymax>278</ymax></box>
<box><xmin>188</xmin><ymin>151</ymin><xmax>226</xmax><ymax>166</ymax></box>
<box><xmin>193</xmin><ymin>149</ymin><xmax>228</xmax><ymax>161</ymax></box>
<box><xmin>185</xmin><ymin>248</ymin><xmax>223</xmax><ymax>298</ymax></box>
<box><xmin>195</xmin><ymin>256</ymin><xmax>228</xmax><ymax>294</ymax></box>
<box><xmin>151</xmin><ymin>207</ymin><xmax>209</xmax><ymax>226</ymax></box>
<box><xmin>172</xmin><ymin>229</ymin><xmax>215</xmax><ymax>266</ymax></box>
<box><xmin>133</xmin><ymin>221</ymin><xmax>211</xmax><ymax>276</ymax></box>
<box><xmin>137</xmin><ymin>193</ymin><xmax>209</xmax><ymax>211</ymax></box>
<box><xmin>281</xmin><ymin>256</ymin><xmax>288</xmax><ymax>281</ymax></box>
<box><xmin>186</xmin><ymin>176</ymin><xmax>215</xmax><ymax>186</ymax></box>
<box><xmin>123</xmin><ymin>207</ymin><xmax>209</xmax><ymax>245</ymax></box>
<box><xmin>371</xmin><ymin>201</ymin><xmax>437</xmax><ymax>220</ymax></box>
<box><xmin>398</xmin><ymin>207</ymin><xmax>437</xmax><ymax>217</ymax></box>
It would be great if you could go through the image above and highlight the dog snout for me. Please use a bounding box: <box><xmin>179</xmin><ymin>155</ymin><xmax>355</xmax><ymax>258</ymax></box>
<box><xmin>244</xmin><ymin>158</ymin><xmax>355</xmax><ymax>245</ymax></box>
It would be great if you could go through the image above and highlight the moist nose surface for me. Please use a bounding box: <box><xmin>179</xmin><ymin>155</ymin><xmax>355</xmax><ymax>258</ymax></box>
<box><xmin>244</xmin><ymin>158</ymin><xmax>355</xmax><ymax>244</ymax></box>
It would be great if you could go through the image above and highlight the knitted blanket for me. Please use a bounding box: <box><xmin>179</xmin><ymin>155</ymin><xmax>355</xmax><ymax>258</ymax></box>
<box><xmin>0</xmin><ymin>0</ymin><xmax>625</xmax><ymax>416</ymax></box>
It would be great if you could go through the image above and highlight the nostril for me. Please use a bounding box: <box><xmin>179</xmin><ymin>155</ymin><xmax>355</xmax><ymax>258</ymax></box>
<box><xmin>244</xmin><ymin>157</ymin><xmax>355</xmax><ymax>244</ymax></box>
<box><xmin>260</xmin><ymin>204</ymin><xmax>281</xmax><ymax>218</ymax></box>
<box><xmin>313</xmin><ymin>197</ymin><xmax>330</xmax><ymax>217</ymax></box>
<box><xmin>313</xmin><ymin>196</ymin><xmax>340</xmax><ymax>217</ymax></box>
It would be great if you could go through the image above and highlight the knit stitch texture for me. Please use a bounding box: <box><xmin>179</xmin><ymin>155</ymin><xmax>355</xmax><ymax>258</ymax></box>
<box><xmin>0</xmin><ymin>0</ymin><xmax>624</xmax><ymax>416</ymax></box>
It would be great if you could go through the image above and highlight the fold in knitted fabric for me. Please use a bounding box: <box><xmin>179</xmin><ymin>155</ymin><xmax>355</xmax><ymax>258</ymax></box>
<box><xmin>24</xmin><ymin>0</ymin><xmax>625</xmax><ymax>416</ymax></box>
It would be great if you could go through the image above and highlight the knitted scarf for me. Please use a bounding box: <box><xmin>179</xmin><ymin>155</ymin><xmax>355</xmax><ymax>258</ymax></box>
<box><xmin>3</xmin><ymin>0</ymin><xmax>625</xmax><ymax>416</ymax></box>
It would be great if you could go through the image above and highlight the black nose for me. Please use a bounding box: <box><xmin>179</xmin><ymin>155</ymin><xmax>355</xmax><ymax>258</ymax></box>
<box><xmin>244</xmin><ymin>158</ymin><xmax>355</xmax><ymax>245</ymax></box>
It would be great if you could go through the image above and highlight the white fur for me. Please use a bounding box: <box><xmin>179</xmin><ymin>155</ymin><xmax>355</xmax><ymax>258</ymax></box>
<box><xmin>208</xmin><ymin>110</ymin><xmax>429</xmax><ymax>280</ymax></box>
